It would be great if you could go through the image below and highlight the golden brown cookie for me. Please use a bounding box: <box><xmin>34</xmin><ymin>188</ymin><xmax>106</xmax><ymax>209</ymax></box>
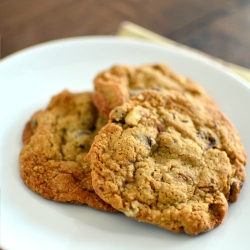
<box><xmin>20</xmin><ymin>90</ymin><xmax>116</xmax><ymax>212</ymax></box>
<box><xmin>86</xmin><ymin>89</ymin><xmax>246</xmax><ymax>234</ymax></box>
<box><xmin>93</xmin><ymin>63</ymin><xmax>214</xmax><ymax>119</ymax></box>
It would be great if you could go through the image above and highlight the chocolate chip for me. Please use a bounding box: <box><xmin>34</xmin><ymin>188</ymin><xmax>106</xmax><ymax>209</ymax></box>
<box><xmin>146</xmin><ymin>137</ymin><xmax>153</xmax><ymax>147</ymax></box>
<box><xmin>230</xmin><ymin>181</ymin><xmax>243</xmax><ymax>199</ymax></box>
<box><xmin>133</xmin><ymin>134</ymin><xmax>154</xmax><ymax>147</ymax></box>
<box><xmin>209</xmin><ymin>204</ymin><xmax>224</xmax><ymax>221</ymax></box>
<box><xmin>198</xmin><ymin>130</ymin><xmax>219</xmax><ymax>149</ymax></box>
<box><xmin>208</xmin><ymin>138</ymin><xmax>217</xmax><ymax>149</ymax></box>
<box><xmin>111</xmin><ymin>118</ymin><xmax>126</xmax><ymax>125</ymax></box>
<box><xmin>111</xmin><ymin>108</ymin><xmax>126</xmax><ymax>124</ymax></box>
<box><xmin>157</xmin><ymin>123</ymin><xmax>165</xmax><ymax>132</ymax></box>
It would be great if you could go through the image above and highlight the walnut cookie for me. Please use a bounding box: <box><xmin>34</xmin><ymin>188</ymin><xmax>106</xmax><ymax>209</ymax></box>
<box><xmin>86</xmin><ymin>89</ymin><xmax>246</xmax><ymax>235</ymax></box>
<box><xmin>20</xmin><ymin>90</ymin><xmax>116</xmax><ymax>212</ymax></box>
<box><xmin>93</xmin><ymin>63</ymin><xmax>215</xmax><ymax>119</ymax></box>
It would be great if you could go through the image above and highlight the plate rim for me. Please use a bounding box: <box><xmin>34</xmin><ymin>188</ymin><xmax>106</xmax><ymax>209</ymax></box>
<box><xmin>1</xmin><ymin>35</ymin><xmax>249</xmax><ymax>91</ymax></box>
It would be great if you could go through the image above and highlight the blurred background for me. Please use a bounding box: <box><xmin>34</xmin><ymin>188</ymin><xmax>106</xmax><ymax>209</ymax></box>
<box><xmin>1</xmin><ymin>0</ymin><xmax>250</xmax><ymax>68</ymax></box>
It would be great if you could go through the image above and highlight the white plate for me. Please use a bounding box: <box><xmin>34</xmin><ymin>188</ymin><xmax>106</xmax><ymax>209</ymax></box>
<box><xmin>1</xmin><ymin>36</ymin><xmax>250</xmax><ymax>250</ymax></box>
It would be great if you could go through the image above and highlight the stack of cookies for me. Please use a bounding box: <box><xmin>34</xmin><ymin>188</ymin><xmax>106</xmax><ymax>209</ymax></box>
<box><xmin>19</xmin><ymin>63</ymin><xmax>246</xmax><ymax>235</ymax></box>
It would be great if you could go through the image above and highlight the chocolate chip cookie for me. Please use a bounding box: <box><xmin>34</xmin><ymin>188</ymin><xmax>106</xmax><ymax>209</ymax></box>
<box><xmin>86</xmin><ymin>89</ymin><xmax>246</xmax><ymax>234</ymax></box>
<box><xmin>20</xmin><ymin>90</ymin><xmax>116</xmax><ymax>212</ymax></box>
<box><xmin>93</xmin><ymin>63</ymin><xmax>214</xmax><ymax>119</ymax></box>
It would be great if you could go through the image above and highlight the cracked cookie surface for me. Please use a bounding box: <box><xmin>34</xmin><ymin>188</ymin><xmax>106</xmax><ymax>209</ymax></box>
<box><xmin>93</xmin><ymin>63</ymin><xmax>214</xmax><ymax>119</ymax></box>
<box><xmin>20</xmin><ymin>90</ymin><xmax>116</xmax><ymax>212</ymax></box>
<box><xmin>87</xmin><ymin>89</ymin><xmax>246</xmax><ymax>234</ymax></box>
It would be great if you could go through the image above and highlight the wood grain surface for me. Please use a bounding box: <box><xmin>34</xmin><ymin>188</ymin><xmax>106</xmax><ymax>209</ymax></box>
<box><xmin>1</xmin><ymin>0</ymin><xmax>249</xmax><ymax>67</ymax></box>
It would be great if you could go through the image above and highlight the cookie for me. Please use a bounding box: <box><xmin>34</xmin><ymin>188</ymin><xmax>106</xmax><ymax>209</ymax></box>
<box><xmin>20</xmin><ymin>90</ymin><xmax>116</xmax><ymax>212</ymax></box>
<box><xmin>93</xmin><ymin>63</ymin><xmax>214</xmax><ymax>119</ymax></box>
<box><xmin>86</xmin><ymin>89</ymin><xmax>246</xmax><ymax>234</ymax></box>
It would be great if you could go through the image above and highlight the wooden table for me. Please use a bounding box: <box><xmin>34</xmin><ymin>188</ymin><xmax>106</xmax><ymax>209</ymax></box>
<box><xmin>1</xmin><ymin>0</ymin><xmax>250</xmax><ymax>68</ymax></box>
